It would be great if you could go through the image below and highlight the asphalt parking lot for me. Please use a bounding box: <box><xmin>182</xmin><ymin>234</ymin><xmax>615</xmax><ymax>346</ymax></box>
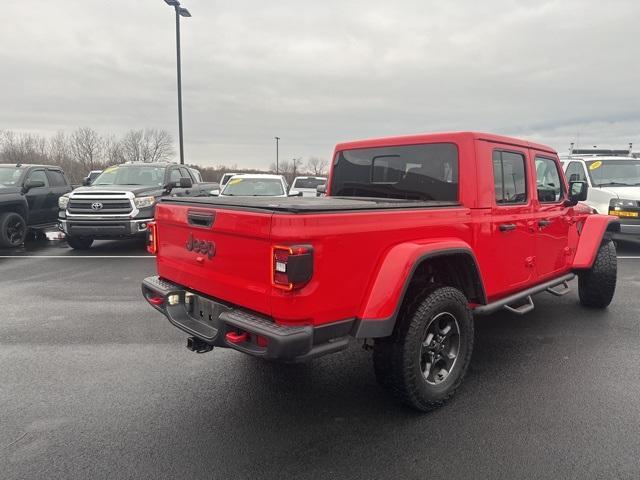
<box><xmin>2</xmin><ymin>237</ymin><xmax>640</xmax><ymax>479</ymax></box>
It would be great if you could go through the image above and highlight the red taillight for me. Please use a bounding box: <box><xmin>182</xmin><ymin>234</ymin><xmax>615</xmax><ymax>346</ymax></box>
<box><xmin>271</xmin><ymin>245</ymin><xmax>314</xmax><ymax>291</ymax></box>
<box><xmin>147</xmin><ymin>222</ymin><xmax>158</xmax><ymax>255</ymax></box>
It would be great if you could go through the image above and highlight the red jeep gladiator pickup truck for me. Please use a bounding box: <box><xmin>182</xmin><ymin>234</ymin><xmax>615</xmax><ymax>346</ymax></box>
<box><xmin>142</xmin><ymin>132</ymin><xmax>619</xmax><ymax>410</ymax></box>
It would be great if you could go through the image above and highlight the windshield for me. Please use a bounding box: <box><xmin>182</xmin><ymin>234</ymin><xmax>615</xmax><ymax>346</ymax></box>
<box><xmin>586</xmin><ymin>159</ymin><xmax>640</xmax><ymax>187</ymax></box>
<box><xmin>0</xmin><ymin>167</ymin><xmax>23</xmax><ymax>186</ymax></box>
<box><xmin>93</xmin><ymin>165</ymin><xmax>165</xmax><ymax>186</ymax></box>
<box><xmin>293</xmin><ymin>178</ymin><xmax>326</xmax><ymax>189</ymax></box>
<box><xmin>221</xmin><ymin>177</ymin><xmax>284</xmax><ymax>196</ymax></box>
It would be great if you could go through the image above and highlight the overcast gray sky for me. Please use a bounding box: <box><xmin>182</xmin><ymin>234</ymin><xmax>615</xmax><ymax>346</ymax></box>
<box><xmin>2</xmin><ymin>0</ymin><xmax>639</xmax><ymax>168</ymax></box>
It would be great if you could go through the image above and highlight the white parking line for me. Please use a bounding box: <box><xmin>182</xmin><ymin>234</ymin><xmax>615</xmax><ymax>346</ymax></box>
<box><xmin>0</xmin><ymin>255</ymin><xmax>153</xmax><ymax>259</ymax></box>
<box><xmin>618</xmin><ymin>256</ymin><xmax>640</xmax><ymax>259</ymax></box>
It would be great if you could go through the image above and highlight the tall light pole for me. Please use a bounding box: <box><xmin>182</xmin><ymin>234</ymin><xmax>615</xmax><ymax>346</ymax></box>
<box><xmin>275</xmin><ymin>136</ymin><xmax>280</xmax><ymax>174</ymax></box>
<box><xmin>164</xmin><ymin>0</ymin><xmax>191</xmax><ymax>165</ymax></box>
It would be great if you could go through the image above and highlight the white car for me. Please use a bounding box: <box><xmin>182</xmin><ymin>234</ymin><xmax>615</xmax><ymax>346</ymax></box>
<box><xmin>218</xmin><ymin>174</ymin><xmax>289</xmax><ymax>198</ymax></box>
<box><xmin>561</xmin><ymin>155</ymin><xmax>640</xmax><ymax>241</ymax></box>
<box><xmin>289</xmin><ymin>176</ymin><xmax>327</xmax><ymax>197</ymax></box>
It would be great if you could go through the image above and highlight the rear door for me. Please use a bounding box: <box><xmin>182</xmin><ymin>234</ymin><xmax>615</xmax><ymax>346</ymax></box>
<box><xmin>532</xmin><ymin>153</ymin><xmax>571</xmax><ymax>279</ymax></box>
<box><xmin>489</xmin><ymin>148</ymin><xmax>537</xmax><ymax>292</ymax></box>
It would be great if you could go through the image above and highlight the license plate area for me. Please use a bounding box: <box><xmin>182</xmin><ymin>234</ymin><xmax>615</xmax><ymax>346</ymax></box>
<box><xmin>187</xmin><ymin>293</ymin><xmax>232</xmax><ymax>325</ymax></box>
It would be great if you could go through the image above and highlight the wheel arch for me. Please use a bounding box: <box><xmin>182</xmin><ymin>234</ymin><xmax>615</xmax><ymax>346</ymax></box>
<box><xmin>353</xmin><ymin>240</ymin><xmax>486</xmax><ymax>338</ymax></box>
<box><xmin>572</xmin><ymin>214</ymin><xmax>620</xmax><ymax>270</ymax></box>
<box><xmin>0</xmin><ymin>201</ymin><xmax>28</xmax><ymax>223</ymax></box>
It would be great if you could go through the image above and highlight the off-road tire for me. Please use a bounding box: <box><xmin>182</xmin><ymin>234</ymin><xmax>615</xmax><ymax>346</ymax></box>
<box><xmin>66</xmin><ymin>236</ymin><xmax>94</xmax><ymax>250</ymax></box>
<box><xmin>0</xmin><ymin>212</ymin><xmax>27</xmax><ymax>247</ymax></box>
<box><xmin>373</xmin><ymin>286</ymin><xmax>474</xmax><ymax>411</ymax></box>
<box><xmin>578</xmin><ymin>240</ymin><xmax>617</xmax><ymax>308</ymax></box>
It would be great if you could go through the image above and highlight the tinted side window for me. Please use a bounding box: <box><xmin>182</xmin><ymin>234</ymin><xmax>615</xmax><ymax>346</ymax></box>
<box><xmin>330</xmin><ymin>143</ymin><xmax>458</xmax><ymax>201</ymax></box>
<box><xmin>27</xmin><ymin>169</ymin><xmax>49</xmax><ymax>187</ymax></box>
<box><xmin>46</xmin><ymin>170</ymin><xmax>67</xmax><ymax>186</ymax></box>
<box><xmin>565</xmin><ymin>161</ymin><xmax>586</xmax><ymax>183</ymax></box>
<box><xmin>179</xmin><ymin>167</ymin><xmax>192</xmax><ymax>179</ymax></box>
<box><xmin>535</xmin><ymin>157</ymin><xmax>564</xmax><ymax>203</ymax></box>
<box><xmin>493</xmin><ymin>151</ymin><xmax>527</xmax><ymax>204</ymax></box>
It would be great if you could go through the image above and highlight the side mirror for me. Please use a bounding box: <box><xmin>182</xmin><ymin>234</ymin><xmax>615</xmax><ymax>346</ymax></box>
<box><xmin>24</xmin><ymin>179</ymin><xmax>45</xmax><ymax>191</ymax></box>
<box><xmin>179</xmin><ymin>177</ymin><xmax>193</xmax><ymax>189</ymax></box>
<box><xmin>82</xmin><ymin>177</ymin><xmax>91</xmax><ymax>186</ymax></box>
<box><xmin>164</xmin><ymin>181</ymin><xmax>177</xmax><ymax>192</ymax></box>
<box><xmin>316</xmin><ymin>184</ymin><xmax>327</xmax><ymax>196</ymax></box>
<box><xmin>566</xmin><ymin>181</ymin><xmax>588</xmax><ymax>206</ymax></box>
<box><xmin>210</xmin><ymin>189</ymin><xmax>220</xmax><ymax>196</ymax></box>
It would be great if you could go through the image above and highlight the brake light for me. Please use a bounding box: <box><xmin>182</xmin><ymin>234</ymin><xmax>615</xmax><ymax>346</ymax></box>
<box><xmin>271</xmin><ymin>245</ymin><xmax>314</xmax><ymax>291</ymax></box>
<box><xmin>147</xmin><ymin>222</ymin><xmax>158</xmax><ymax>255</ymax></box>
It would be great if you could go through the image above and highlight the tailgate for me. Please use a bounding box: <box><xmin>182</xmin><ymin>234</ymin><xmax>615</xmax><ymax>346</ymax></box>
<box><xmin>154</xmin><ymin>203</ymin><xmax>273</xmax><ymax>316</ymax></box>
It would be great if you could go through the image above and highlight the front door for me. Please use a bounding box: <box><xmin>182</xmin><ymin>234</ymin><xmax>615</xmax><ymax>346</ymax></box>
<box><xmin>532</xmin><ymin>154</ymin><xmax>571</xmax><ymax>280</ymax></box>
<box><xmin>489</xmin><ymin>148</ymin><xmax>536</xmax><ymax>293</ymax></box>
<box><xmin>24</xmin><ymin>169</ymin><xmax>50</xmax><ymax>225</ymax></box>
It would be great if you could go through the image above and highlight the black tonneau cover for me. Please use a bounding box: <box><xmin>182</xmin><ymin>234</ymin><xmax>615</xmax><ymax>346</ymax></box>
<box><xmin>162</xmin><ymin>195</ymin><xmax>459</xmax><ymax>213</ymax></box>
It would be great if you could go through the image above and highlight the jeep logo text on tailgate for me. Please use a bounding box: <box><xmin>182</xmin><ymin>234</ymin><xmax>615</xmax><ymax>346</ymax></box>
<box><xmin>186</xmin><ymin>233</ymin><xmax>216</xmax><ymax>259</ymax></box>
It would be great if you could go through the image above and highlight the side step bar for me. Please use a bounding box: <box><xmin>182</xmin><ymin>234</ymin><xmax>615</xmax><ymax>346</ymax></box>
<box><xmin>474</xmin><ymin>273</ymin><xmax>575</xmax><ymax>316</ymax></box>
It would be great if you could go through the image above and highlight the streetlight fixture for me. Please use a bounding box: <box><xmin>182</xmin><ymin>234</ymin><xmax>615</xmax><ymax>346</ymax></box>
<box><xmin>163</xmin><ymin>0</ymin><xmax>191</xmax><ymax>164</ymax></box>
<box><xmin>275</xmin><ymin>137</ymin><xmax>280</xmax><ymax>174</ymax></box>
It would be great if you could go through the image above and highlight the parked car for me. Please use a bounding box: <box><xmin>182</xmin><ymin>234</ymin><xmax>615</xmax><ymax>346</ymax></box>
<box><xmin>0</xmin><ymin>163</ymin><xmax>72</xmax><ymax>247</ymax></box>
<box><xmin>58</xmin><ymin>162</ymin><xmax>219</xmax><ymax>250</ymax></box>
<box><xmin>561</xmin><ymin>155</ymin><xmax>640</xmax><ymax>242</ymax></box>
<box><xmin>218</xmin><ymin>174</ymin><xmax>289</xmax><ymax>197</ymax></box>
<box><xmin>219</xmin><ymin>172</ymin><xmax>239</xmax><ymax>188</ymax></box>
<box><xmin>142</xmin><ymin>132</ymin><xmax>618</xmax><ymax>411</ymax></box>
<box><xmin>289</xmin><ymin>176</ymin><xmax>326</xmax><ymax>197</ymax></box>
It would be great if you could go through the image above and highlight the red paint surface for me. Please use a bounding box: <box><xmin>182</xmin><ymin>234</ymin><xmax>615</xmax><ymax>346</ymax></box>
<box><xmin>153</xmin><ymin>132</ymin><xmax>607</xmax><ymax>328</ymax></box>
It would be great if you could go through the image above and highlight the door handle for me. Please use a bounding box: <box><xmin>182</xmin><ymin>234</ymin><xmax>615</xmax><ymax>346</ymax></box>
<box><xmin>538</xmin><ymin>219</ymin><xmax>552</xmax><ymax>228</ymax></box>
<box><xmin>499</xmin><ymin>223</ymin><xmax>516</xmax><ymax>232</ymax></box>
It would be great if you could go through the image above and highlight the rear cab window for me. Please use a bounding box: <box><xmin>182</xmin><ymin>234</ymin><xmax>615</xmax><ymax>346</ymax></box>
<box><xmin>492</xmin><ymin>150</ymin><xmax>527</xmax><ymax>205</ymax></box>
<box><xmin>330</xmin><ymin>143</ymin><xmax>459</xmax><ymax>201</ymax></box>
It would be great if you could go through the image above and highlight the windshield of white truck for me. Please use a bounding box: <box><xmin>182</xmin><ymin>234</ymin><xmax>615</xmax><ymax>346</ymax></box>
<box><xmin>221</xmin><ymin>177</ymin><xmax>284</xmax><ymax>196</ymax></box>
<box><xmin>92</xmin><ymin>165</ymin><xmax>165</xmax><ymax>187</ymax></box>
<box><xmin>0</xmin><ymin>167</ymin><xmax>23</xmax><ymax>186</ymax></box>
<box><xmin>330</xmin><ymin>143</ymin><xmax>459</xmax><ymax>201</ymax></box>
<box><xmin>586</xmin><ymin>159</ymin><xmax>640</xmax><ymax>187</ymax></box>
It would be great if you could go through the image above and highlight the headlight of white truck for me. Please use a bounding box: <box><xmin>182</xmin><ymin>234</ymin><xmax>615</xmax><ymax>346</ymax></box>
<box><xmin>58</xmin><ymin>195</ymin><xmax>70</xmax><ymax>210</ymax></box>
<box><xmin>134</xmin><ymin>196</ymin><xmax>156</xmax><ymax>209</ymax></box>
<box><xmin>609</xmin><ymin>198</ymin><xmax>639</xmax><ymax>218</ymax></box>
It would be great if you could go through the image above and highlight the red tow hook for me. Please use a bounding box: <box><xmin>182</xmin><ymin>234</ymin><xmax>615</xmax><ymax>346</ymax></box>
<box><xmin>226</xmin><ymin>331</ymin><xmax>249</xmax><ymax>344</ymax></box>
<box><xmin>148</xmin><ymin>296</ymin><xmax>164</xmax><ymax>306</ymax></box>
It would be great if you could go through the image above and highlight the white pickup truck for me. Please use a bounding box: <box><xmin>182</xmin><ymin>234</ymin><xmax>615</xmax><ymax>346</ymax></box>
<box><xmin>561</xmin><ymin>155</ymin><xmax>640</xmax><ymax>242</ymax></box>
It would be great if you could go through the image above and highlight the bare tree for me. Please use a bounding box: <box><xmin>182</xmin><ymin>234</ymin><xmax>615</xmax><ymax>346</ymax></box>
<box><xmin>121</xmin><ymin>128</ymin><xmax>174</xmax><ymax>163</ymax></box>
<box><xmin>142</xmin><ymin>128</ymin><xmax>174</xmax><ymax>162</ymax></box>
<box><xmin>104</xmin><ymin>134</ymin><xmax>125</xmax><ymax>165</ymax></box>
<box><xmin>306</xmin><ymin>157</ymin><xmax>328</xmax><ymax>176</ymax></box>
<box><xmin>70</xmin><ymin>127</ymin><xmax>103</xmax><ymax>171</ymax></box>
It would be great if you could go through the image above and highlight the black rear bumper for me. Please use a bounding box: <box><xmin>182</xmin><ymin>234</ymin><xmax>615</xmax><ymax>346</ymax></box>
<box><xmin>141</xmin><ymin>276</ymin><xmax>351</xmax><ymax>361</ymax></box>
